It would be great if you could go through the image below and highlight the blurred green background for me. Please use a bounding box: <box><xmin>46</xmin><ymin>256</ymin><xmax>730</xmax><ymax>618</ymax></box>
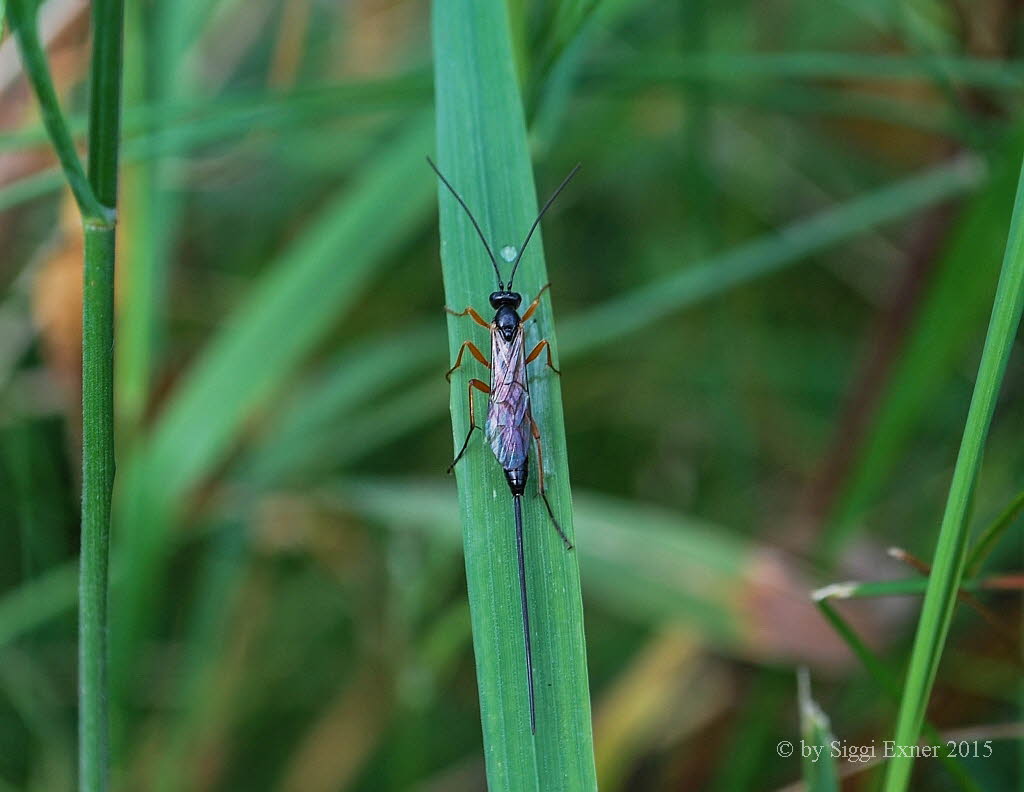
<box><xmin>1</xmin><ymin>0</ymin><xmax>1022</xmax><ymax>789</ymax></box>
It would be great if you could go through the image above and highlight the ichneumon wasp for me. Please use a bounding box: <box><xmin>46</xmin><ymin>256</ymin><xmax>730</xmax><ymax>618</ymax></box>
<box><xmin>429</xmin><ymin>157</ymin><xmax>579</xmax><ymax>733</ymax></box>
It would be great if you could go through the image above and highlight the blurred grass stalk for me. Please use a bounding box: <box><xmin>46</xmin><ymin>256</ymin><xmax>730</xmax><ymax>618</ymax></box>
<box><xmin>5</xmin><ymin>0</ymin><xmax>125</xmax><ymax>789</ymax></box>
<box><xmin>883</xmin><ymin>156</ymin><xmax>1024</xmax><ymax>792</ymax></box>
<box><xmin>433</xmin><ymin>0</ymin><xmax>596</xmax><ymax>788</ymax></box>
<box><xmin>117</xmin><ymin>0</ymin><xmax>205</xmax><ymax>446</ymax></box>
<box><xmin>797</xmin><ymin>669</ymin><xmax>839</xmax><ymax>792</ymax></box>
<box><xmin>110</xmin><ymin>118</ymin><xmax>433</xmax><ymax>701</ymax></box>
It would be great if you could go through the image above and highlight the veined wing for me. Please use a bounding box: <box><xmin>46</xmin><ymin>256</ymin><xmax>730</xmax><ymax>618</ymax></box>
<box><xmin>486</xmin><ymin>326</ymin><xmax>530</xmax><ymax>471</ymax></box>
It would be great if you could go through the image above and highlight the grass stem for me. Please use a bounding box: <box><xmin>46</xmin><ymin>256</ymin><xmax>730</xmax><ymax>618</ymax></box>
<box><xmin>7</xmin><ymin>0</ymin><xmax>126</xmax><ymax>788</ymax></box>
<box><xmin>80</xmin><ymin>1</ymin><xmax>125</xmax><ymax>788</ymax></box>
<box><xmin>79</xmin><ymin>225</ymin><xmax>116</xmax><ymax>792</ymax></box>
<box><xmin>882</xmin><ymin>154</ymin><xmax>1024</xmax><ymax>792</ymax></box>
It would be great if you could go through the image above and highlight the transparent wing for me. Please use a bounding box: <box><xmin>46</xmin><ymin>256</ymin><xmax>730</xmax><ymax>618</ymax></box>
<box><xmin>486</xmin><ymin>327</ymin><xmax>531</xmax><ymax>471</ymax></box>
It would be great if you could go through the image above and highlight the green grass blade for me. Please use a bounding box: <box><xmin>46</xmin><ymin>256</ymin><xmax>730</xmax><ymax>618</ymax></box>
<box><xmin>4</xmin><ymin>0</ymin><xmax>107</xmax><ymax>221</ymax></box>
<box><xmin>964</xmin><ymin>489</ymin><xmax>1024</xmax><ymax>575</ymax></box>
<box><xmin>0</xmin><ymin>168</ymin><xmax>65</xmax><ymax>213</ymax></box>
<box><xmin>815</xmin><ymin>601</ymin><xmax>901</xmax><ymax>696</ymax></box>
<box><xmin>883</xmin><ymin>154</ymin><xmax>1024</xmax><ymax>792</ymax></box>
<box><xmin>85</xmin><ymin>0</ymin><xmax>124</xmax><ymax>209</ymax></box>
<box><xmin>0</xmin><ymin>73</ymin><xmax>432</xmax><ymax>153</ymax></box>
<box><xmin>125</xmin><ymin>116</ymin><xmax>431</xmax><ymax>511</ymax></box>
<box><xmin>815</xmin><ymin>601</ymin><xmax>982</xmax><ymax>792</ymax></box>
<box><xmin>111</xmin><ymin>117</ymin><xmax>434</xmax><ymax>699</ymax></box>
<box><xmin>813</xmin><ymin>577</ymin><xmax>992</xmax><ymax>599</ymax></box>
<box><xmin>797</xmin><ymin>669</ymin><xmax>839</xmax><ymax>792</ymax></box>
<box><xmin>432</xmin><ymin>1</ymin><xmax>596</xmax><ymax>787</ymax></box>
<box><xmin>238</xmin><ymin>330</ymin><xmax>443</xmax><ymax>485</ymax></box>
<box><xmin>824</xmin><ymin>133</ymin><xmax>1024</xmax><ymax>552</ymax></box>
<box><xmin>586</xmin><ymin>53</ymin><xmax>1024</xmax><ymax>91</ymax></box>
<box><xmin>116</xmin><ymin>0</ymin><xmax>219</xmax><ymax>442</ymax></box>
<box><xmin>560</xmin><ymin>157</ymin><xmax>981</xmax><ymax>356</ymax></box>
<box><xmin>0</xmin><ymin>77</ymin><xmax>429</xmax><ymax>222</ymax></box>
<box><xmin>151</xmin><ymin>520</ymin><xmax>247</xmax><ymax>792</ymax></box>
<box><xmin>0</xmin><ymin>562</ymin><xmax>78</xmax><ymax>647</ymax></box>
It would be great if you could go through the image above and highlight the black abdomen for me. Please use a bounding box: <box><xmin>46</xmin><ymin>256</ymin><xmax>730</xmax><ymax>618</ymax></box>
<box><xmin>504</xmin><ymin>459</ymin><xmax>529</xmax><ymax>496</ymax></box>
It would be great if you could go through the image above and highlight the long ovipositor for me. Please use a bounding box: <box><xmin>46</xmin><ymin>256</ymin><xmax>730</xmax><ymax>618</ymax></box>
<box><xmin>430</xmin><ymin>156</ymin><xmax>578</xmax><ymax>732</ymax></box>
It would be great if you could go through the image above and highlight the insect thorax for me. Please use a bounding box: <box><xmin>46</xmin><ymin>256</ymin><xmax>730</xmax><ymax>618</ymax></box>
<box><xmin>493</xmin><ymin>305</ymin><xmax>520</xmax><ymax>340</ymax></box>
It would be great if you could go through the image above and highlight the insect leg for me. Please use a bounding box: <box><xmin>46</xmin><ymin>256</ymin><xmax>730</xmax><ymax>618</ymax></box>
<box><xmin>444</xmin><ymin>305</ymin><xmax>491</xmax><ymax>329</ymax></box>
<box><xmin>448</xmin><ymin>379</ymin><xmax>491</xmax><ymax>473</ymax></box>
<box><xmin>520</xmin><ymin>283</ymin><xmax>551</xmax><ymax>322</ymax></box>
<box><xmin>525</xmin><ymin>339</ymin><xmax>560</xmax><ymax>375</ymax></box>
<box><xmin>529</xmin><ymin>414</ymin><xmax>573</xmax><ymax>550</ymax></box>
<box><xmin>446</xmin><ymin>340</ymin><xmax>491</xmax><ymax>382</ymax></box>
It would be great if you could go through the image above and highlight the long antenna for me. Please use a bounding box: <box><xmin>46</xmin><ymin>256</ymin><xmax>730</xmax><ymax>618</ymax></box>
<box><xmin>427</xmin><ymin>157</ymin><xmax>504</xmax><ymax>289</ymax></box>
<box><xmin>507</xmin><ymin>163</ymin><xmax>581</xmax><ymax>289</ymax></box>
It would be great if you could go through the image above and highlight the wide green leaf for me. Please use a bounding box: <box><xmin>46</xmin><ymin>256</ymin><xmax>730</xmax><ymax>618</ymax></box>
<box><xmin>433</xmin><ymin>0</ymin><xmax>596</xmax><ymax>788</ymax></box>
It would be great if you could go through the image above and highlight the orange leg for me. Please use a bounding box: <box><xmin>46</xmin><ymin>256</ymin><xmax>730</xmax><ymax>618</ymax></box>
<box><xmin>521</xmin><ymin>283</ymin><xmax>551</xmax><ymax>322</ymax></box>
<box><xmin>448</xmin><ymin>379</ymin><xmax>491</xmax><ymax>473</ymax></box>
<box><xmin>446</xmin><ymin>340</ymin><xmax>491</xmax><ymax>382</ymax></box>
<box><xmin>530</xmin><ymin>414</ymin><xmax>573</xmax><ymax>550</ymax></box>
<box><xmin>525</xmin><ymin>339</ymin><xmax>560</xmax><ymax>375</ymax></box>
<box><xmin>445</xmin><ymin>305</ymin><xmax>491</xmax><ymax>329</ymax></box>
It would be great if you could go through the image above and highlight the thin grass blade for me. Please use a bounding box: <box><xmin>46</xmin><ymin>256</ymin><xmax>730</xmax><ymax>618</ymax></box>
<box><xmin>111</xmin><ymin>117</ymin><xmax>435</xmax><ymax>703</ymax></box>
<box><xmin>797</xmin><ymin>669</ymin><xmax>840</xmax><ymax>792</ymax></box>
<box><xmin>882</xmin><ymin>153</ymin><xmax>1024</xmax><ymax>792</ymax></box>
